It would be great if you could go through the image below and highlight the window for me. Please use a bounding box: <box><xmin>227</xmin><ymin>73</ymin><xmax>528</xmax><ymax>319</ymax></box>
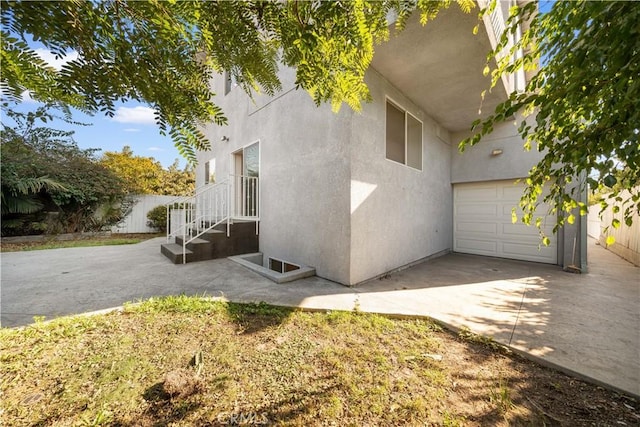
<box><xmin>204</xmin><ymin>158</ymin><xmax>216</xmax><ymax>184</ymax></box>
<box><xmin>385</xmin><ymin>100</ymin><xmax>423</xmax><ymax>170</ymax></box>
<box><xmin>269</xmin><ymin>257</ymin><xmax>300</xmax><ymax>274</ymax></box>
<box><xmin>232</xmin><ymin>142</ymin><xmax>259</xmax><ymax>217</ymax></box>
<box><xmin>224</xmin><ymin>71</ymin><xmax>237</xmax><ymax>95</ymax></box>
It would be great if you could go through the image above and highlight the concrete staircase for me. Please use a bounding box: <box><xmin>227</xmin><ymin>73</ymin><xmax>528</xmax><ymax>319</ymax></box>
<box><xmin>161</xmin><ymin>221</ymin><xmax>258</xmax><ymax>264</ymax></box>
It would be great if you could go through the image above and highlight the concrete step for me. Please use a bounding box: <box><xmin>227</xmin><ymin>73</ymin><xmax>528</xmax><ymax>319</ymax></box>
<box><xmin>199</xmin><ymin>229</ymin><xmax>226</xmax><ymax>243</ymax></box>
<box><xmin>175</xmin><ymin>236</ymin><xmax>210</xmax><ymax>246</ymax></box>
<box><xmin>160</xmin><ymin>243</ymin><xmax>194</xmax><ymax>264</ymax></box>
<box><xmin>162</xmin><ymin>221</ymin><xmax>259</xmax><ymax>264</ymax></box>
<box><xmin>175</xmin><ymin>237</ymin><xmax>215</xmax><ymax>262</ymax></box>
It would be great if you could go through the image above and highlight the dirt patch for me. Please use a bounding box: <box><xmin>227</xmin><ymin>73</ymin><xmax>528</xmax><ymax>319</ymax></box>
<box><xmin>162</xmin><ymin>368</ymin><xmax>203</xmax><ymax>398</ymax></box>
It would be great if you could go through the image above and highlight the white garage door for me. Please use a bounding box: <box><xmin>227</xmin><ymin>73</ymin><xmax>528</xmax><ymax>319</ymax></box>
<box><xmin>453</xmin><ymin>180</ymin><xmax>558</xmax><ymax>264</ymax></box>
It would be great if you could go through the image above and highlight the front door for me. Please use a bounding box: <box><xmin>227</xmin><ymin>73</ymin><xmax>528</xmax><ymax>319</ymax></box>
<box><xmin>232</xmin><ymin>142</ymin><xmax>259</xmax><ymax>218</ymax></box>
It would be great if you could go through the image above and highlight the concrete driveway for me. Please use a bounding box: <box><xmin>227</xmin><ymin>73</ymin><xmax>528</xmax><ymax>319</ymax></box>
<box><xmin>1</xmin><ymin>237</ymin><xmax>638</xmax><ymax>398</ymax></box>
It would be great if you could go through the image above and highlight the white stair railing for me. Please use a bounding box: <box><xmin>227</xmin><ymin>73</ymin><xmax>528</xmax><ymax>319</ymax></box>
<box><xmin>165</xmin><ymin>175</ymin><xmax>259</xmax><ymax>264</ymax></box>
<box><xmin>230</xmin><ymin>174</ymin><xmax>259</xmax><ymax>219</ymax></box>
<box><xmin>166</xmin><ymin>180</ymin><xmax>230</xmax><ymax>264</ymax></box>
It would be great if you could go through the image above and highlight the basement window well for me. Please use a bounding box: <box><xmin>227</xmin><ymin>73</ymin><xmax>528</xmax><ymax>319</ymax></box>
<box><xmin>269</xmin><ymin>257</ymin><xmax>300</xmax><ymax>274</ymax></box>
<box><xmin>229</xmin><ymin>253</ymin><xmax>315</xmax><ymax>284</ymax></box>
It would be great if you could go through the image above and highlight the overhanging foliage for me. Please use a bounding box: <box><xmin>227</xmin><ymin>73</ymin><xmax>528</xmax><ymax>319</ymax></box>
<box><xmin>461</xmin><ymin>0</ymin><xmax>639</xmax><ymax>239</ymax></box>
<box><xmin>1</xmin><ymin>0</ymin><xmax>473</xmax><ymax>163</ymax></box>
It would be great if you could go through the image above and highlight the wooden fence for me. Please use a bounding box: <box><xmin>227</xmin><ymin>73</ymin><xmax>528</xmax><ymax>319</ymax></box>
<box><xmin>590</xmin><ymin>189</ymin><xmax>640</xmax><ymax>266</ymax></box>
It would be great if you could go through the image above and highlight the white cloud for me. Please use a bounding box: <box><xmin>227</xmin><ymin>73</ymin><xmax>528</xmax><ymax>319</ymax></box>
<box><xmin>112</xmin><ymin>106</ymin><xmax>156</xmax><ymax>124</ymax></box>
<box><xmin>34</xmin><ymin>48</ymin><xmax>79</xmax><ymax>71</ymax></box>
<box><xmin>148</xmin><ymin>147</ymin><xmax>164</xmax><ymax>151</ymax></box>
<box><xmin>123</xmin><ymin>128</ymin><xmax>141</xmax><ymax>132</ymax></box>
<box><xmin>20</xmin><ymin>90</ymin><xmax>38</xmax><ymax>103</ymax></box>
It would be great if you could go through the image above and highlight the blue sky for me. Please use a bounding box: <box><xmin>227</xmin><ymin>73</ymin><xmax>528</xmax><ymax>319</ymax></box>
<box><xmin>9</xmin><ymin>48</ymin><xmax>187</xmax><ymax>168</ymax></box>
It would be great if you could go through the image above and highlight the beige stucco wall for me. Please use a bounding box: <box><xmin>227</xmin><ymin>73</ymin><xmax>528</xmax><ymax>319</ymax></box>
<box><xmin>198</xmin><ymin>66</ymin><xmax>455</xmax><ymax>286</ymax></box>
<box><xmin>450</xmin><ymin>118</ymin><xmax>545</xmax><ymax>184</ymax></box>
<box><xmin>196</xmin><ymin>67</ymin><xmax>570</xmax><ymax>284</ymax></box>
<box><xmin>197</xmin><ymin>68</ymin><xmax>353</xmax><ymax>284</ymax></box>
<box><xmin>348</xmin><ymin>70</ymin><xmax>453</xmax><ymax>285</ymax></box>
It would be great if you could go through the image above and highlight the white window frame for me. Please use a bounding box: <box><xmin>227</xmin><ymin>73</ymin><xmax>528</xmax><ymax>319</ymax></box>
<box><xmin>224</xmin><ymin>71</ymin><xmax>238</xmax><ymax>95</ymax></box>
<box><xmin>204</xmin><ymin>158</ymin><xmax>216</xmax><ymax>184</ymax></box>
<box><xmin>384</xmin><ymin>97</ymin><xmax>423</xmax><ymax>171</ymax></box>
<box><xmin>230</xmin><ymin>140</ymin><xmax>261</xmax><ymax>219</ymax></box>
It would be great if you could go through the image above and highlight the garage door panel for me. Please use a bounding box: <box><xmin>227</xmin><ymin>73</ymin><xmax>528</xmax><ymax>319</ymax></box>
<box><xmin>456</xmin><ymin>204</ymin><xmax>498</xmax><ymax>217</ymax></box>
<box><xmin>502</xmin><ymin>242</ymin><xmax>557</xmax><ymax>262</ymax></box>
<box><xmin>506</xmin><ymin>204</ymin><xmax>549</xmax><ymax>217</ymax></box>
<box><xmin>501</xmin><ymin>185</ymin><xmax>526</xmax><ymax>199</ymax></box>
<box><xmin>456</xmin><ymin>221</ymin><xmax>498</xmax><ymax>234</ymax></box>
<box><xmin>455</xmin><ymin>238</ymin><xmax>498</xmax><ymax>254</ymax></box>
<box><xmin>454</xmin><ymin>180</ymin><xmax>557</xmax><ymax>264</ymax></box>
<box><xmin>502</xmin><ymin>220</ymin><xmax>554</xmax><ymax>235</ymax></box>
<box><xmin>455</xmin><ymin>186</ymin><xmax>498</xmax><ymax>201</ymax></box>
<box><xmin>502</xmin><ymin>223</ymin><xmax>545</xmax><ymax>237</ymax></box>
<box><xmin>502</xmin><ymin>204</ymin><xmax>520</xmax><ymax>216</ymax></box>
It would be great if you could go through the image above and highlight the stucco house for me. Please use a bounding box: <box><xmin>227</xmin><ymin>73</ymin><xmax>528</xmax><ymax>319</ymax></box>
<box><xmin>162</xmin><ymin>2</ymin><xmax>588</xmax><ymax>285</ymax></box>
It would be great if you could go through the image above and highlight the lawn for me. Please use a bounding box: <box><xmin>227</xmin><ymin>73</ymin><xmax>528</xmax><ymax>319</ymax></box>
<box><xmin>0</xmin><ymin>233</ymin><xmax>163</xmax><ymax>252</ymax></box>
<box><xmin>1</xmin><ymin>296</ymin><xmax>637</xmax><ymax>426</ymax></box>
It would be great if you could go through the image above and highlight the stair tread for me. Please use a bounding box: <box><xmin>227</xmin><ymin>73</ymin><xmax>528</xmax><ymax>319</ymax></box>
<box><xmin>161</xmin><ymin>243</ymin><xmax>194</xmax><ymax>254</ymax></box>
<box><xmin>186</xmin><ymin>237</ymin><xmax>210</xmax><ymax>244</ymax></box>
<box><xmin>175</xmin><ymin>236</ymin><xmax>213</xmax><ymax>245</ymax></box>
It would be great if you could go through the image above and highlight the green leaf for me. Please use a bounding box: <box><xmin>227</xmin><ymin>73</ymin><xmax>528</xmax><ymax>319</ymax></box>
<box><xmin>603</xmin><ymin>175</ymin><xmax>617</xmax><ymax>188</ymax></box>
<box><xmin>605</xmin><ymin>235</ymin><xmax>615</xmax><ymax>246</ymax></box>
<box><xmin>464</xmin><ymin>1</ymin><xmax>639</xmax><ymax>242</ymax></box>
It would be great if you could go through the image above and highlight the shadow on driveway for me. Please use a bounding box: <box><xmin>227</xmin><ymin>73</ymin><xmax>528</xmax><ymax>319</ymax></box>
<box><xmin>1</xmin><ymin>237</ymin><xmax>638</xmax><ymax>397</ymax></box>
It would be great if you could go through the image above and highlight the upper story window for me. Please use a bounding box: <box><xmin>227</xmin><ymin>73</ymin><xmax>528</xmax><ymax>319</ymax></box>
<box><xmin>385</xmin><ymin>99</ymin><xmax>422</xmax><ymax>170</ymax></box>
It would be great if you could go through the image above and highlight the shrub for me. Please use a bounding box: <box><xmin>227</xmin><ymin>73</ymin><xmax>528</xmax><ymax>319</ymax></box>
<box><xmin>147</xmin><ymin>205</ymin><xmax>167</xmax><ymax>232</ymax></box>
<box><xmin>1</xmin><ymin>108</ymin><xmax>128</xmax><ymax>236</ymax></box>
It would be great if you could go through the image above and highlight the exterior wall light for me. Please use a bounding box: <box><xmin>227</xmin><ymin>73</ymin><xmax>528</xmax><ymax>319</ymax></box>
<box><xmin>491</xmin><ymin>148</ymin><xmax>503</xmax><ymax>156</ymax></box>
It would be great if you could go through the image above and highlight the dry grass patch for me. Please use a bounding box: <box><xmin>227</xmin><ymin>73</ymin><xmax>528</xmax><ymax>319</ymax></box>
<box><xmin>1</xmin><ymin>296</ymin><xmax>637</xmax><ymax>426</ymax></box>
<box><xmin>0</xmin><ymin>233</ymin><xmax>162</xmax><ymax>252</ymax></box>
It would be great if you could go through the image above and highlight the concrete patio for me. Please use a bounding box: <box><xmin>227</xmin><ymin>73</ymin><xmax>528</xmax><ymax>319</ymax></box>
<box><xmin>1</xmin><ymin>237</ymin><xmax>638</xmax><ymax>398</ymax></box>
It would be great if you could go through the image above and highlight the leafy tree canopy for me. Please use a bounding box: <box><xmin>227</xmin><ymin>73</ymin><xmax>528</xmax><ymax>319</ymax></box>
<box><xmin>462</xmin><ymin>0</ymin><xmax>639</xmax><ymax>238</ymax></box>
<box><xmin>161</xmin><ymin>160</ymin><xmax>195</xmax><ymax>196</ymax></box>
<box><xmin>3</xmin><ymin>0</ymin><xmax>637</xmax><ymax>237</ymax></box>
<box><xmin>1</xmin><ymin>0</ymin><xmax>473</xmax><ymax>162</ymax></box>
<box><xmin>100</xmin><ymin>147</ymin><xmax>194</xmax><ymax>196</ymax></box>
<box><xmin>1</xmin><ymin>107</ymin><xmax>128</xmax><ymax>235</ymax></box>
<box><xmin>100</xmin><ymin>146</ymin><xmax>164</xmax><ymax>195</ymax></box>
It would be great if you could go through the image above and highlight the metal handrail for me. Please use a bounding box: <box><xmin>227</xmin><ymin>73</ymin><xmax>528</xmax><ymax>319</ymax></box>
<box><xmin>166</xmin><ymin>180</ymin><xmax>229</xmax><ymax>242</ymax></box>
<box><xmin>181</xmin><ymin>180</ymin><xmax>231</xmax><ymax>263</ymax></box>
<box><xmin>230</xmin><ymin>174</ymin><xmax>260</xmax><ymax>219</ymax></box>
<box><xmin>166</xmin><ymin>175</ymin><xmax>259</xmax><ymax>264</ymax></box>
<box><xmin>166</xmin><ymin>181</ymin><xmax>219</xmax><ymax>204</ymax></box>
